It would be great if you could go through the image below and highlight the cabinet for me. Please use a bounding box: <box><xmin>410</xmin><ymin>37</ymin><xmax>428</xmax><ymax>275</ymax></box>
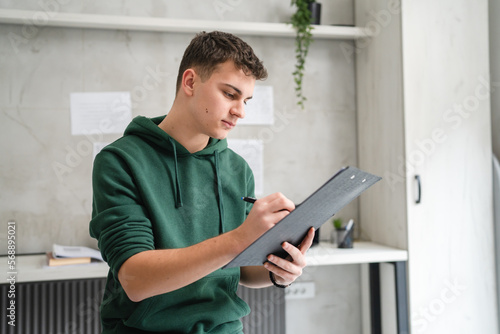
<box><xmin>356</xmin><ymin>0</ymin><xmax>497</xmax><ymax>333</ymax></box>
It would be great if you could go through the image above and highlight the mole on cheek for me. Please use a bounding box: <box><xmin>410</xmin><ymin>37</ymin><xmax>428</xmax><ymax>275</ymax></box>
<box><xmin>205</xmin><ymin>108</ymin><xmax>208</xmax><ymax>113</ymax></box>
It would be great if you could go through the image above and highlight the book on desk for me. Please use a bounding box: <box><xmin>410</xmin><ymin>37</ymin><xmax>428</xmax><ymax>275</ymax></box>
<box><xmin>46</xmin><ymin>244</ymin><xmax>103</xmax><ymax>267</ymax></box>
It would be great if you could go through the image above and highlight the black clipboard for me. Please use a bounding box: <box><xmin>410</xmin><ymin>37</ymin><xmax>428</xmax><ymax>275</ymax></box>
<box><xmin>224</xmin><ymin>166</ymin><xmax>381</xmax><ymax>268</ymax></box>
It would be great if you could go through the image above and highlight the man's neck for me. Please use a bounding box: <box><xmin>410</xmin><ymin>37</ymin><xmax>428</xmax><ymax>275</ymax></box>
<box><xmin>158</xmin><ymin>107</ymin><xmax>210</xmax><ymax>154</ymax></box>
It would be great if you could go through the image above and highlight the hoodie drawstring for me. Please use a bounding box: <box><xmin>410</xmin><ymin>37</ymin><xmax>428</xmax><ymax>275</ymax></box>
<box><xmin>214</xmin><ymin>150</ymin><xmax>225</xmax><ymax>233</ymax></box>
<box><xmin>169</xmin><ymin>138</ymin><xmax>183</xmax><ymax>208</ymax></box>
<box><xmin>168</xmin><ymin>137</ymin><xmax>224</xmax><ymax>232</ymax></box>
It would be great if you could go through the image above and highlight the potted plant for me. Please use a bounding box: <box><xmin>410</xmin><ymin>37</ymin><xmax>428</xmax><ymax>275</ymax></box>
<box><xmin>333</xmin><ymin>218</ymin><xmax>343</xmax><ymax>230</ymax></box>
<box><xmin>290</xmin><ymin>0</ymin><xmax>318</xmax><ymax>109</ymax></box>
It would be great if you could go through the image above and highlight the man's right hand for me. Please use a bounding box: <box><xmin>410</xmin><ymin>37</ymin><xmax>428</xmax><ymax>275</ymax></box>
<box><xmin>234</xmin><ymin>192</ymin><xmax>295</xmax><ymax>248</ymax></box>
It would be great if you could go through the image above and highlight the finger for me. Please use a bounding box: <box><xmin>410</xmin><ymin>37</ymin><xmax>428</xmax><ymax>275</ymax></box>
<box><xmin>264</xmin><ymin>192</ymin><xmax>295</xmax><ymax>213</ymax></box>
<box><xmin>264</xmin><ymin>261</ymin><xmax>297</xmax><ymax>284</ymax></box>
<box><xmin>298</xmin><ymin>227</ymin><xmax>316</xmax><ymax>254</ymax></box>
<box><xmin>266</xmin><ymin>243</ymin><xmax>305</xmax><ymax>272</ymax></box>
<box><xmin>271</xmin><ymin>209</ymin><xmax>291</xmax><ymax>223</ymax></box>
<box><xmin>264</xmin><ymin>255</ymin><xmax>302</xmax><ymax>279</ymax></box>
<box><xmin>266</xmin><ymin>254</ymin><xmax>293</xmax><ymax>272</ymax></box>
<box><xmin>281</xmin><ymin>242</ymin><xmax>307</xmax><ymax>267</ymax></box>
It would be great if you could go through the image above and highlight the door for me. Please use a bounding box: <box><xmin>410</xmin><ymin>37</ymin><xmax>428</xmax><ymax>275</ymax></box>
<box><xmin>402</xmin><ymin>1</ymin><xmax>497</xmax><ymax>333</ymax></box>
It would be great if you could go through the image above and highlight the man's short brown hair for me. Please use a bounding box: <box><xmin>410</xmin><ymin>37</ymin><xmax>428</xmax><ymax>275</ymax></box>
<box><xmin>176</xmin><ymin>31</ymin><xmax>268</xmax><ymax>93</ymax></box>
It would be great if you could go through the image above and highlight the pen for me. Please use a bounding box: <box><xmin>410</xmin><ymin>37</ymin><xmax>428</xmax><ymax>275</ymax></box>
<box><xmin>241</xmin><ymin>196</ymin><xmax>257</xmax><ymax>204</ymax></box>
<box><xmin>339</xmin><ymin>219</ymin><xmax>354</xmax><ymax>248</ymax></box>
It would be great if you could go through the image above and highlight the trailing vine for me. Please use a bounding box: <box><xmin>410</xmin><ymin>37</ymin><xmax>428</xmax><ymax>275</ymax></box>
<box><xmin>291</xmin><ymin>0</ymin><xmax>315</xmax><ymax>109</ymax></box>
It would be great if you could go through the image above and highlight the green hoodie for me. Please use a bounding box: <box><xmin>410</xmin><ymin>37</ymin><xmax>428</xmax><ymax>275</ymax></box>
<box><xmin>89</xmin><ymin>116</ymin><xmax>254</xmax><ymax>333</ymax></box>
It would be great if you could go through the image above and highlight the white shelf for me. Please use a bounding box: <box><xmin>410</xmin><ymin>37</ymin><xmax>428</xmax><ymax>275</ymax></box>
<box><xmin>2</xmin><ymin>255</ymin><xmax>109</xmax><ymax>283</ymax></box>
<box><xmin>306</xmin><ymin>241</ymin><xmax>408</xmax><ymax>266</ymax></box>
<box><xmin>1</xmin><ymin>242</ymin><xmax>406</xmax><ymax>283</ymax></box>
<box><xmin>0</xmin><ymin>9</ymin><xmax>367</xmax><ymax>40</ymax></box>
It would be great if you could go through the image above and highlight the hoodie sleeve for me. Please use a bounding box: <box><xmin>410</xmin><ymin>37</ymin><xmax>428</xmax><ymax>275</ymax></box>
<box><xmin>89</xmin><ymin>149</ymin><xmax>155</xmax><ymax>276</ymax></box>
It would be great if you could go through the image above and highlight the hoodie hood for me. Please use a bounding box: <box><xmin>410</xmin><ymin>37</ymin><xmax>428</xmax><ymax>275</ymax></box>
<box><xmin>123</xmin><ymin>115</ymin><xmax>228</xmax><ymax>231</ymax></box>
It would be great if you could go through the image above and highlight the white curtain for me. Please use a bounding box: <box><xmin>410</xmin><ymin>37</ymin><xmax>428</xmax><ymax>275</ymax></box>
<box><xmin>493</xmin><ymin>154</ymin><xmax>500</xmax><ymax>319</ymax></box>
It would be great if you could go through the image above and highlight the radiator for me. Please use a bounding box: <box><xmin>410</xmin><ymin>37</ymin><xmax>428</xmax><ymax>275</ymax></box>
<box><xmin>1</xmin><ymin>279</ymin><xmax>285</xmax><ymax>334</ymax></box>
<box><xmin>1</xmin><ymin>279</ymin><xmax>105</xmax><ymax>334</ymax></box>
<box><xmin>238</xmin><ymin>285</ymin><xmax>286</xmax><ymax>334</ymax></box>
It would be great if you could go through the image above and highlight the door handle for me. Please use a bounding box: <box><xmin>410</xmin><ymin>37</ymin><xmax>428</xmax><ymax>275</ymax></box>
<box><xmin>415</xmin><ymin>175</ymin><xmax>421</xmax><ymax>204</ymax></box>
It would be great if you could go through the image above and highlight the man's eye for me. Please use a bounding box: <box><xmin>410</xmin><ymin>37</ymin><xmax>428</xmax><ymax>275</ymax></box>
<box><xmin>224</xmin><ymin>91</ymin><xmax>234</xmax><ymax>99</ymax></box>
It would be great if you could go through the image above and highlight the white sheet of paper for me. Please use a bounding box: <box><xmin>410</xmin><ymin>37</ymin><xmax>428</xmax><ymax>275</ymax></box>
<box><xmin>53</xmin><ymin>244</ymin><xmax>103</xmax><ymax>261</ymax></box>
<box><xmin>227</xmin><ymin>139</ymin><xmax>264</xmax><ymax>195</ymax></box>
<box><xmin>70</xmin><ymin>92</ymin><xmax>132</xmax><ymax>135</ymax></box>
<box><xmin>93</xmin><ymin>142</ymin><xmax>110</xmax><ymax>161</ymax></box>
<box><xmin>239</xmin><ymin>85</ymin><xmax>274</xmax><ymax>125</ymax></box>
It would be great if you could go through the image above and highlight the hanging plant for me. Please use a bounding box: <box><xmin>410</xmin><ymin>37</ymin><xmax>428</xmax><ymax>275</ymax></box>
<box><xmin>290</xmin><ymin>0</ymin><xmax>315</xmax><ymax>109</ymax></box>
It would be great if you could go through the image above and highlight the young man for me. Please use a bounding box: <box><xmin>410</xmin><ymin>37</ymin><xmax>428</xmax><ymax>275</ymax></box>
<box><xmin>89</xmin><ymin>31</ymin><xmax>315</xmax><ymax>333</ymax></box>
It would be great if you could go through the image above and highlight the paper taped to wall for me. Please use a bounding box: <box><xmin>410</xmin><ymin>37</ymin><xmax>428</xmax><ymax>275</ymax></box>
<box><xmin>70</xmin><ymin>91</ymin><xmax>132</xmax><ymax>136</ymax></box>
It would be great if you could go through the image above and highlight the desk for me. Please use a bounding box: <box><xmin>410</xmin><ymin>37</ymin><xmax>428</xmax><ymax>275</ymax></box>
<box><xmin>1</xmin><ymin>242</ymin><xmax>408</xmax><ymax>334</ymax></box>
<box><xmin>307</xmin><ymin>242</ymin><xmax>409</xmax><ymax>334</ymax></box>
<box><xmin>2</xmin><ymin>255</ymin><xmax>109</xmax><ymax>283</ymax></box>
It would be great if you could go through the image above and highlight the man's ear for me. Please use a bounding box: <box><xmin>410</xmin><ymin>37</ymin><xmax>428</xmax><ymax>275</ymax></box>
<box><xmin>181</xmin><ymin>69</ymin><xmax>196</xmax><ymax>96</ymax></box>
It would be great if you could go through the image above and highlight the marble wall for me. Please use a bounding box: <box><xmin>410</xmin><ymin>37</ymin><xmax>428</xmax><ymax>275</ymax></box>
<box><xmin>0</xmin><ymin>0</ymin><xmax>357</xmax><ymax>252</ymax></box>
<box><xmin>0</xmin><ymin>1</ymin><xmax>361</xmax><ymax>333</ymax></box>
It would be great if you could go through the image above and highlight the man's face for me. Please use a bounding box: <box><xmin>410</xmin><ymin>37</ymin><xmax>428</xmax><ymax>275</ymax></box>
<box><xmin>189</xmin><ymin>61</ymin><xmax>256</xmax><ymax>140</ymax></box>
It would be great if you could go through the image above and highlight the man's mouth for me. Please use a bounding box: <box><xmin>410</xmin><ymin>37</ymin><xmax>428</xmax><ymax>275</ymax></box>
<box><xmin>222</xmin><ymin>120</ymin><xmax>235</xmax><ymax>128</ymax></box>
